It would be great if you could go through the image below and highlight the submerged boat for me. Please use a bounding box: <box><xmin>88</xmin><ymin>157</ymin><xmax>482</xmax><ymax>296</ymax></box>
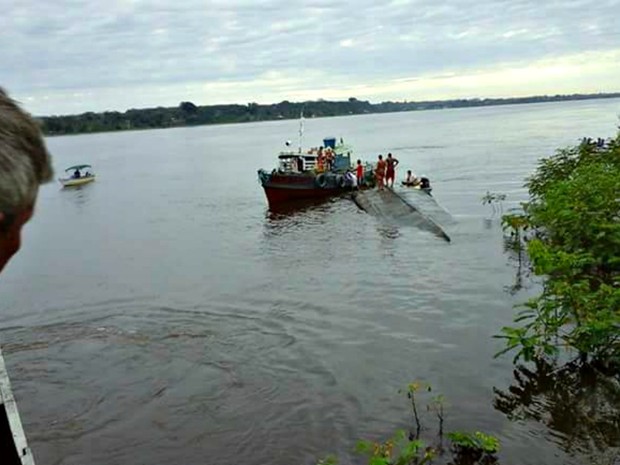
<box><xmin>257</xmin><ymin>136</ymin><xmax>356</xmax><ymax>206</ymax></box>
<box><xmin>59</xmin><ymin>164</ymin><xmax>95</xmax><ymax>187</ymax></box>
<box><xmin>351</xmin><ymin>184</ymin><xmax>453</xmax><ymax>242</ymax></box>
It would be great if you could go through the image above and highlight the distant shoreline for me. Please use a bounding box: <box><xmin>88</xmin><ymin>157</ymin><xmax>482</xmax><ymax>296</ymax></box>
<box><xmin>39</xmin><ymin>92</ymin><xmax>620</xmax><ymax>136</ymax></box>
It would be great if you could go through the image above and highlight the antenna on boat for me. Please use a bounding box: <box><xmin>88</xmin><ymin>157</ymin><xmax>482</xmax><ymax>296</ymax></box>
<box><xmin>298</xmin><ymin>109</ymin><xmax>304</xmax><ymax>154</ymax></box>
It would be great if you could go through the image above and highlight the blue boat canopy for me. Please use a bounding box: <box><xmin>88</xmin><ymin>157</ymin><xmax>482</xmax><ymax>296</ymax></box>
<box><xmin>323</xmin><ymin>137</ymin><xmax>336</xmax><ymax>149</ymax></box>
<box><xmin>65</xmin><ymin>164</ymin><xmax>92</xmax><ymax>171</ymax></box>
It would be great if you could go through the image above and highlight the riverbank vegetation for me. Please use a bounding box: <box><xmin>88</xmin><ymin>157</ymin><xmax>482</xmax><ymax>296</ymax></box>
<box><xmin>319</xmin><ymin>383</ymin><xmax>500</xmax><ymax>465</ymax></box>
<box><xmin>38</xmin><ymin>92</ymin><xmax>620</xmax><ymax>136</ymax></box>
<box><xmin>493</xmin><ymin>131</ymin><xmax>620</xmax><ymax>462</ymax></box>
<box><xmin>498</xmin><ymin>132</ymin><xmax>620</xmax><ymax>370</ymax></box>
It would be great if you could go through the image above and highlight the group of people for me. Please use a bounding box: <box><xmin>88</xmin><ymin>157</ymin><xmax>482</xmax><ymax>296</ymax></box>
<box><xmin>353</xmin><ymin>153</ymin><xmax>424</xmax><ymax>190</ymax></box>
<box><xmin>72</xmin><ymin>169</ymin><xmax>92</xmax><ymax>179</ymax></box>
<box><xmin>316</xmin><ymin>146</ymin><xmax>335</xmax><ymax>172</ymax></box>
<box><xmin>581</xmin><ymin>137</ymin><xmax>606</xmax><ymax>148</ymax></box>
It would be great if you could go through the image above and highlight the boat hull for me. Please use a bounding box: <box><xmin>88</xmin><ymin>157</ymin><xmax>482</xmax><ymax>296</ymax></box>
<box><xmin>258</xmin><ymin>170</ymin><xmax>353</xmax><ymax>206</ymax></box>
<box><xmin>263</xmin><ymin>185</ymin><xmax>343</xmax><ymax>204</ymax></box>
<box><xmin>59</xmin><ymin>176</ymin><xmax>96</xmax><ymax>187</ymax></box>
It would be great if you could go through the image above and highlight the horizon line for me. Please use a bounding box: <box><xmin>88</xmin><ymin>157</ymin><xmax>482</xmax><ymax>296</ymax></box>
<box><xmin>36</xmin><ymin>90</ymin><xmax>620</xmax><ymax>118</ymax></box>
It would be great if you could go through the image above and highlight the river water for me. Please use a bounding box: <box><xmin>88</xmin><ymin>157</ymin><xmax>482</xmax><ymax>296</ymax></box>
<box><xmin>1</xmin><ymin>99</ymin><xmax>619</xmax><ymax>465</ymax></box>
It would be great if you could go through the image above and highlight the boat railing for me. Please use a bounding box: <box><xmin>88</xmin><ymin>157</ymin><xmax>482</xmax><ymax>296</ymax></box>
<box><xmin>0</xmin><ymin>348</ymin><xmax>35</xmax><ymax>464</ymax></box>
<box><xmin>303</xmin><ymin>158</ymin><xmax>317</xmax><ymax>171</ymax></box>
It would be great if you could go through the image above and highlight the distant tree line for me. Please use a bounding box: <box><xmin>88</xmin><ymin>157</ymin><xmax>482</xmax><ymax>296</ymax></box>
<box><xmin>38</xmin><ymin>92</ymin><xmax>620</xmax><ymax>136</ymax></box>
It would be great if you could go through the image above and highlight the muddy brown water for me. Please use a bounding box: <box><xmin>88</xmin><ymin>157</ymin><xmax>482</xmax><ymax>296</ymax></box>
<box><xmin>1</xmin><ymin>99</ymin><xmax>619</xmax><ymax>465</ymax></box>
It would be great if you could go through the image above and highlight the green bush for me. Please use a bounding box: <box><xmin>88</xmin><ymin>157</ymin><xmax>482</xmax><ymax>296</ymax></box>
<box><xmin>497</xmin><ymin>133</ymin><xmax>620</xmax><ymax>367</ymax></box>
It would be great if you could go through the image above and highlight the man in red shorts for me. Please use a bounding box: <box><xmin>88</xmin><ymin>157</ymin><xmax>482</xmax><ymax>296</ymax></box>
<box><xmin>385</xmin><ymin>152</ymin><xmax>399</xmax><ymax>188</ymax></box>
<box><xmin>355</xmin><ymin>159</ymin><xmax>364</xmax><ymax>188</ymax></box>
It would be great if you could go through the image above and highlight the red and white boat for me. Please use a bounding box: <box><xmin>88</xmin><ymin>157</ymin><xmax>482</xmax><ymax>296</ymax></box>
<box><xmin>257</xmin><ymin>136</ymin><xmax>357</xmax><ymax>206</ymax></box>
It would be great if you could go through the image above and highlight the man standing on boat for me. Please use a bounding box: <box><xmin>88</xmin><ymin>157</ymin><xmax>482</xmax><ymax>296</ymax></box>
<box><xmin>355</xmin><ymin>159</ymin><xmax>364</xmax><ymax>188</ymax></box>
<box><xmin>375</xmin><ymin>154</ymin><xmax>386</xmax><ymax>190</ymax></box>
<box><xmin>0</xmin><ymin>87</ymin><xmax>53</xmax><ymax>465</ymax></box>
<box><xmin>385</xmin><ymin>153</ymin><xmax>399</xmax><ymax>188</ymax></box>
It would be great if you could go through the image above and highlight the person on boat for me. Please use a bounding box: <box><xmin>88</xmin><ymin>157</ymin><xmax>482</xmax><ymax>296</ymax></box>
<box><xmin>317</xmin><ymin>152</ymin><xmax>325</xmax><ymax>172</ymax></box>
<box><xmin>402</xmin><ymin>170</ymin><xmax>420</xmax><ymax>187</ymax></box>
<box><xmin>0</xmin><ymin>87</ymin><xmax>53</xmax><ymax>273</ymax></box>
<box><xmin>345</xmin><ymin>170</ymin><xmax>356</xmax><ymax>187</ymax></box>
<box><xmin>385</xmin><ymin>153</ymin><xmax>399</xmax><ymax>188</ymax></box>
<box><xmin>325</xmin><ymin>149</ymin><xmax>334</xmax><ymax>171</ymax></box>
<box><xmin>355</xmin><ymin>159</ymin><xmax>364</xmax><ymax>188</ymax></box>
<box><xmin>316</xmin><ymin>146</ymin><xmax>326</xmax><ymax>172</ymax></box>
<box><xmin>375</xmin><ymin>154</ymin><xmax>387</xmax><ymax>190</ymax></box>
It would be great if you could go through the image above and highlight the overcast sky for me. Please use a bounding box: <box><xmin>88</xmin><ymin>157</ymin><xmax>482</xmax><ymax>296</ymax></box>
<box><xmin>2</xmin><ymin>0</ymin><xmax>619</xmax><ymax>115</ymax></box>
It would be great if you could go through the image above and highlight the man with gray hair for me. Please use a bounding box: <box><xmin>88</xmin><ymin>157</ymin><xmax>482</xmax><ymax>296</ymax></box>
<box><xmin>0</xmin><ymin>87</ymin><xmax>53</xmax><ymax>273</ymax></box>
<box><xmin>1</xmin><ymin>87</ymin><xmax>53</xmax><ymax>465</ymax></box>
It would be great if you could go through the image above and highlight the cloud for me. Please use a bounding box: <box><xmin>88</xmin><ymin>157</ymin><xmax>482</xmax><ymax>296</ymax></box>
<box><xmin>1</xmin><ymin>0</ymin><xmax>618</xmax><ymax>114</ymax></box>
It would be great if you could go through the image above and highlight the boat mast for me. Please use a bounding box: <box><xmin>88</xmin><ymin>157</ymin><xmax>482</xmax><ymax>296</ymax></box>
<box><xmin>298</xmin><ymin>109</ymin><xmax>304</xmax><ymax>154</ymax></box>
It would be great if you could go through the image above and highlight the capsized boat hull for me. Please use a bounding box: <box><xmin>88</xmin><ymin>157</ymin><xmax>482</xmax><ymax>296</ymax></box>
<box><xmin>351</xmin><ymin>187</ymin><xmax>452</xmax><ymax>242</ymax></box>
<box><xmin>59</xmin><ymin>175</ymin><xmax>96</xmax><ymax>187</ymax></box>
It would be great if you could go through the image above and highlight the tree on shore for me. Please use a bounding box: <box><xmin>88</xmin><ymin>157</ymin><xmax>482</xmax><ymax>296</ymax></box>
<box><xmin>498</xmin><ymin>131</ymin><xmax>620</xmax><ymax>371</ymax></box>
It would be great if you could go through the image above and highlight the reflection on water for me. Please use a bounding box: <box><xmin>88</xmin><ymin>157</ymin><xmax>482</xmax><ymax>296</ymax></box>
<box><xmin>59</xmin><ymin>183</ymin><xmax>95</xmax><ymax>210</ymax></box>
<box><xmin>265</xmin><ymin>197</ymin><xmax>337</xmax><ymax>219</ymax></box>
<box><xmin>494</xmin><ymin>360</ymin><xmax>620</xmax><ymax>463</ymax></box>
<box><xmin>262</xmin><ymin>200</ymin><xmax>337</xmax><ymax>238</ymax></box>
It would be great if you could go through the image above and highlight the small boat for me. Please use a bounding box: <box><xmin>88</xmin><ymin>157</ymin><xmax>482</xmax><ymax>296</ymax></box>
<box><xmin>59</xmin><ymin>164</ymin><xmax>96</xmax><ymax>187</ymax></box>
<box><xmin>257</xmin><ymin>136</ymin><xmax>357</xmax><ymax>206</ymax></box>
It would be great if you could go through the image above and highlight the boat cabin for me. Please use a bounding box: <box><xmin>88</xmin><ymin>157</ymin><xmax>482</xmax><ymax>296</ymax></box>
<box><xmin>277</xmin><ymin>137</ymin><xmax>353</xmax><ymax>173</ymax></box>
<box><xmin>277</xmin><ymin>153</ymin><xmax>317</xmax><ymax>172</ymax></box>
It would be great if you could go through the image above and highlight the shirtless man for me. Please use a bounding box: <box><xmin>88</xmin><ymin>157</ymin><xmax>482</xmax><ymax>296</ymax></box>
<box><xmin>375</xmin><ymin>154</ymin><xmax>386</xmax><ymax>190</ymax></box>
<box><xmin>385</xmin><ymin>152</ymin><xmax>399</xmax><ymax>188</ymax></box>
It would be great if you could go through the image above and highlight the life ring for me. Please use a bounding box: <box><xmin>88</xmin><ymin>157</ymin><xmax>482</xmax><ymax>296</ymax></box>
<box><xmin>335</xmin><ymin>175</ymin><xmax>346</xmax><ymax>188</ymax></box>
<box><xmin>315</xmin><ymin>173</ymin><xmax>327</xmax><ymax>188</ymax></box>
